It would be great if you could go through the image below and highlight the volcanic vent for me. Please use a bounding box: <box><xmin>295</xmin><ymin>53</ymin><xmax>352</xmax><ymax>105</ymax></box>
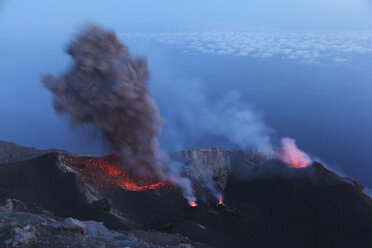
<box><xmin>42</xmin><ymin>24</ymin><xmax>200</xmax><ymax>205</ymax></box>
<box><xmin>62</xmin><ymin>154</ymin><xmax>171</xmax><ymax>192</ymax></box>
<box><xmin>1</xmin><ymin>143</ymin><xmax>372</xmax><ymax>247</ymax></box>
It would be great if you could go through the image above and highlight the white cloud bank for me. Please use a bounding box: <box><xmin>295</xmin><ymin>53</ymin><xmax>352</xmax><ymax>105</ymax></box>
<box><xmin>122</xmin><ymin>31</ymin><xmax>372</xmax><ymax>63</ymax></box>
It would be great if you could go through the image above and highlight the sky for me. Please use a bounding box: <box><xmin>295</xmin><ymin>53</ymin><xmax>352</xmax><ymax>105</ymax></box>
<box><xmin>0</xmin><ymin>1</ymin><xmax>372</xmax><ymax>188</ymax></box>
<box><xmin>1</xmin><ymin>0</ymin><xmax>372</xmax><ymax>34</ymax></box>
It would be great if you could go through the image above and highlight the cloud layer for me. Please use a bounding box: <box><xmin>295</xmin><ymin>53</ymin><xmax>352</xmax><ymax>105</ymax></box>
<box><xmin>122</xmin><ymin>31</ymin><xmax>372</xmax><ymax>63</ymax></box>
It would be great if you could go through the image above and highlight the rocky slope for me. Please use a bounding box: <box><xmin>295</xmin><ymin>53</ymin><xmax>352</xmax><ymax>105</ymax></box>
<box><xmin>0</xmin><ymin>140</ymin><xmax>62</xmax><ymax>164</ymax></box>
<box><xmin>0</xmin><ymin>141</ymin><xmax>371</xmax><ymax>247</ymax></box>
<box><xmin>0</xmin><ymin>199</ymin><xmax>206</xmax><ymax>248</ymax></box>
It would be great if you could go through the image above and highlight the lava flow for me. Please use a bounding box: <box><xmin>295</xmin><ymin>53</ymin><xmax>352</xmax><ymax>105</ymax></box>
<box><xmin>62</xmin><ymin>155</ymin><xmax>170</xmax><ymax>191</ymax></box>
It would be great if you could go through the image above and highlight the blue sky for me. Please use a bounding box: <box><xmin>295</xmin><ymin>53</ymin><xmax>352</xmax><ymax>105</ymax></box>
<box><xmin>1</xmin><ymin>0</ymin><xmax>372</xmax><ymax>34</ymax></box>
<box><xmin>0</xmin><ymin>1</ymin><xmax>372</xmax><ymax>188</ymax></box>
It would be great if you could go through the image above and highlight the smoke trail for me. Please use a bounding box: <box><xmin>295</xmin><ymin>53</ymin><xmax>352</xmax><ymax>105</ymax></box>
<box><xmin>43</xmin><ymin>25</ymin><xmax>164</xmax><ymax>179</ymax></box>
<box><xmin>150</xmin><ymin>75</ymin><xmax>274</xmax><ymax>152</ymax></box>
<box><xmin>147</xmin><ymin>56</ymin><xmax>312</xmax><ymax>199</ymax></box>
<box><xmin>278</xmin><ymin>137</ymin><xmax>312</xmax><ymax>168</ymax></box>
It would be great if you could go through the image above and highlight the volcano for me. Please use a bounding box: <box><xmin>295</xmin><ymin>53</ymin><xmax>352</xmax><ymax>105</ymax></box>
<box><xmin>0</xmin><ymin>141</ymin><xmax>372</xmax><ymax>248</ymax></box>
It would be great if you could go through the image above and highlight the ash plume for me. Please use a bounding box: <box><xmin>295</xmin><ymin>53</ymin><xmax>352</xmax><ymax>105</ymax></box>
<box><xmin>43</xmin><ymin>25</ymin><xmax>163</xmax><ymax>179</ymax></box>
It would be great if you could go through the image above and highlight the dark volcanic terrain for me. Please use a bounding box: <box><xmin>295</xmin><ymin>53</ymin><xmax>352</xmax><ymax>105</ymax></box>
<box><xmin>0</xmin><ymin>140</ymin><xmax>62</xmax><ymax>164</ymax></box>
<box><xmin>0</xmin><ymin>141</ymin><xmax>371</xmax><ymax>248</ymax></box>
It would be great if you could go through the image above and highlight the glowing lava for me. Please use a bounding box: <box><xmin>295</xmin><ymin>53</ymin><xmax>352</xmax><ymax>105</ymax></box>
<box><xmin>190</xmin><ymin>201</ymin><xmax>198</xmax><ymax>207</ymax></box>
<box><xmin>287</xmin><ymin>160</ymin><xmax>308</xmax><ymax>169</ymax></box>
<box><xmin>219</xmin><ymin>193</ymin><xmax>223</xmax><ymax>205</ymax></box>
<box><xmin>279</xmin><ymin>138</ymin><xmax>311</xmax><ymax>168</ymax></box>
<box><xmin>63</xmin><ymin>155</ymin><xmax>170</xmax><ymax>191</ymax></box>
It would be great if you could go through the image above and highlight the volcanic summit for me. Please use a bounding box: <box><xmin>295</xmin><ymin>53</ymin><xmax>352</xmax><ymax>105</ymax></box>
<box><xmin>0</xmin><ymin>140</ymin><xmax>371</xmax><ymax>248</ymax></box>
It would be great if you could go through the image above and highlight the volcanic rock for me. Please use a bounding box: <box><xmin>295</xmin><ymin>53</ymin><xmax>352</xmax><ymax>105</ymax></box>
<box><xmin>4</xmin><ymin>222</ymin><xmax>37</xmax><ymax>247</ymax></box>
<box><xmin>0</xmin><ymin>140</ymin><xmax>63</xmax><ymax>164</ymax></box>
<box><xmin>92</xmin><ymin>198</ymin><xmax>112</xmax><ymax>212</ymax></box>
<box><xmin>170</xmin><ymin>148</ymin><xmax>267</xmax><ymax>190</ymax></box>
<box><xmin>0</xmin><ymin>141</ymin><xmax>372</xmax><ymax>247</ymax></box>
<box><xmin>0</xmin><ymin>199</ymin><xmax>13</xmax><ymax>213</ymax></box>
<box><xmin>61</xmin><ymin>217</ymin><xmax>86</xmax><ymax>234</ymax></box>
<box><xmin>0</xmin><ymin>199</ymin><xmax>208</xmax><ymax>248</ymax></box>
<box><xmin>172</xmin><ymin>148</ymin><xmax>232</xmax><ymax>190</ymax></box>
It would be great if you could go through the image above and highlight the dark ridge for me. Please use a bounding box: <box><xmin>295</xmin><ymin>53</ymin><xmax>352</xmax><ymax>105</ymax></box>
<box><xmin>0</xmin><ymin>140</ymin><xmax>63</xmax><ymax>164</ymax></box>
<box><xmin>0</xmin><ymin>145</ymin><xmax>372</xmax><ymax>247</ymax></box>
<box><xmin>225</xmin><ymin>162</ymin><xmax>372</xmax><ymax>248</ymax></box>
<box><xmin>0</xmin><ymin>153</ymin><xmax>127</xmax><ymax>230</ymax></box>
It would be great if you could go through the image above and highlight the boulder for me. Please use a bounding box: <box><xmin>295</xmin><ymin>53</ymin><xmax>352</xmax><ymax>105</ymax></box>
<box><xmin>4</xmin><ymin>223</ymin><xmax>37</xmax><ymax>247</ymax></box>
<box><xmin>61</xmin><ymin>217</ymin><xmax>86</xmax><ymax>234</ymax></box>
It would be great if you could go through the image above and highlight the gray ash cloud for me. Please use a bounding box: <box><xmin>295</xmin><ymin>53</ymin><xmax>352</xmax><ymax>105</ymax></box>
<box><xmin>43</xmin><ymin>25</ymin><xmax>163</xmax><ymax>179</ymax></box>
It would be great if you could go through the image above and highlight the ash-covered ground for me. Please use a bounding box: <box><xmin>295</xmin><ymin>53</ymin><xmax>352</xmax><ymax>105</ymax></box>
<box><xmin>0</xmin><ymin>140</ymin><xmax>372</xmax><ymax>248</ymax></box>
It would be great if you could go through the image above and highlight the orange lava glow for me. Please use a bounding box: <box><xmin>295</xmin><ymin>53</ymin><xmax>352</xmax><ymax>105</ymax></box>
<box><xmin>63</xmin><ymin>155</ymin><xmax>170</xmax><ymax>191</ymax></box>
<box><xmin>287</xmin><ymin>160</ymin><xmax>308</xmax><ymax>169</ymax></box>
<box><xmin>190</xmin><ymin>201</ymin><xmax>198</xmax><ymax>207</ymax></box>
<box><xmin>279</xmin><ymin>138</ymin><xmax>311</xmax><ymax>169</ymax></box>
<box><xmin>219</xmin><ymin>193</ymin><xmax>223</xmax><ymax>205</ymax></box>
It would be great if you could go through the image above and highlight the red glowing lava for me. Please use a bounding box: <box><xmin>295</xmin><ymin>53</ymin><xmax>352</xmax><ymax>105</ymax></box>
<box><xmin>279</xmin><ymin>138</ymin><xmax>311</xmax><ymax>168</ymax></box>
<box><xmin>190</xmin><ymin>201</ymin><xmax>198</xmax><ymax>207</ymax></box>
<box><xmin>62</xmin><ymin>155</ymin><xmax>170</xmax><ymax>191</ymax></box>
<box><xmin>219</xmin><ymin>193</ymin><xmax>223</xmax><ymax>205</ymax></box>
<box><xmin>287</xmin><ymin>160</ymin><xmax>308</xmax><ymax>169</ymax></box>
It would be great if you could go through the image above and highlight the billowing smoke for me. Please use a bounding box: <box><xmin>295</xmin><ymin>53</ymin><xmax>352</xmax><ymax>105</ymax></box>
<box><xmin>148</xmin><ymin>61</ymin><xmax>311</xmax><ymax>169</ymax></box>
<box><xmin>43</xmin><ymin>25</ymin><xmax>164</xmax><ymax>179</ymax></box>
<box><xmin>146</xmin><ymin>53</ymin><xmax>312</xmax><ymax>199</ymax></box>
<box><xmin>278</xmin><ymin>137</ymin><xmax>312</xmax><ymax>168</ymax></box>
<box><xmin>43</xmin><ymin>25</ymin><xmax>198</xmax><ymax>204</ymax></box>
<box><xmin>43</xmin><ymin>24</ymin><xmax>312</xmax><ymax>206</ymax></box>
<box><xmin>150</xmin><ymin>76</ymin><xmax>274</xmax><ymax>152</ymax></box>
